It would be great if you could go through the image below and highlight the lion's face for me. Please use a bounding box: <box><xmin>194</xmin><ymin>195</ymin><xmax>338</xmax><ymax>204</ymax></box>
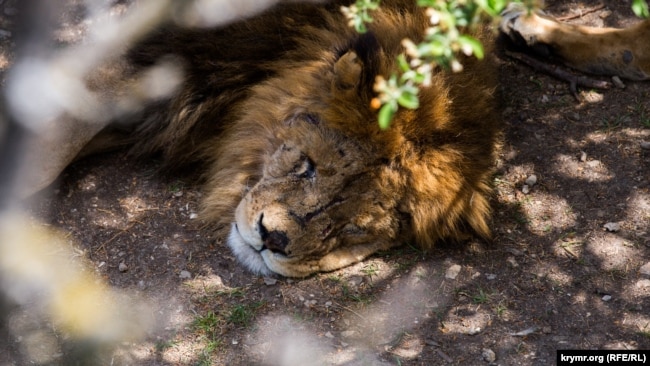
<box><xmin>228</xmin><ymin>117</ymin><xmax>403</xmax><ymax>277</ymax></box>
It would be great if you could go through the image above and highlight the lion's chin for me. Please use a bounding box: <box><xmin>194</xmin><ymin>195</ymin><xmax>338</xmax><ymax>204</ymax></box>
<box><xmin>227</xmin><ymin>223</ymin><xmax>319</xmax><ymax>278</ymax></box>
<box><xmin>227</xmin><ymin>224</ymin><xmax>274</xmax><ymax>276</ymax></box>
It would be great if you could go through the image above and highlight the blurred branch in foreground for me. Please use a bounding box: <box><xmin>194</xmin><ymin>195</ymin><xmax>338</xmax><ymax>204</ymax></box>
<box><xmin>0</xmin><ymin>0</ymin><xmax>309</xmax><ymax>363</ymax></box>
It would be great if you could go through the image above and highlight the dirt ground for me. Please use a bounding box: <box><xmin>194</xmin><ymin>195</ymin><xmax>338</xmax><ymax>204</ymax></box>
<box><xmin>1</xmin><ymin>0</ymin><xmax>649</xmax><ymax>365</ymax></box>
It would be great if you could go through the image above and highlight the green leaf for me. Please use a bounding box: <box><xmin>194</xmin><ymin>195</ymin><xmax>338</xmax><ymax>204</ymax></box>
<box><xmin>378</xmin><ymin>103</ymin><xmax>396</xmax><ymax>130</ymax></box>
<box><xmin>633</xmin><ymin>0</ymin><xmax>649</xmax><ymax>18</ymax></box>
<box><xmin>458</xmin><ymin>35</ymin><xmax>484</xmax><ymax>59</ymax></box>
<box><xmin>397</xmin><ymin>91</ymin><xmax>420</xmax><ymax>109</ymax></box>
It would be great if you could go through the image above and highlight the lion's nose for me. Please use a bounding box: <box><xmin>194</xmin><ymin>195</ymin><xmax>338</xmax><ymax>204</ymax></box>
<box><xmin>257</xmin><ymin>213</ymin><xmax>290</xmax><ymax>254</ymax></box>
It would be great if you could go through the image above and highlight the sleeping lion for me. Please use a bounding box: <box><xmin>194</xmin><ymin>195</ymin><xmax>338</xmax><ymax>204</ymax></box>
<box><xmin>15</xmin><ymin>0</ymin><xmax>647</xmax><ymax>277</ymax></box>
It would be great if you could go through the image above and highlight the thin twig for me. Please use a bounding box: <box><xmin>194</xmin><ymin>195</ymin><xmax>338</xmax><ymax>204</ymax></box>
<box><xmin>556</xmin><ymin>3</ymin><xmax>606</xmax><ymax>21</ymax></box>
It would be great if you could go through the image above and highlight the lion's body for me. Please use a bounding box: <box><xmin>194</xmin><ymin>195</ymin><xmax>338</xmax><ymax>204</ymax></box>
<box><xmin>500</xmin><ymin>4</ymin><xmax>650</xmax><ymax>80</ymax></box>
<box><xmin>27</xmin><ymin>1</ymin><xmax>646</xmax><ymax>277</ymax></box>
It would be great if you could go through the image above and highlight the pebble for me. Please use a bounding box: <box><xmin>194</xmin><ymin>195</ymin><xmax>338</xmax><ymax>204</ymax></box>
<box><xmin>580</xmin><ymin>151</ymin><xmax>587</xmax><ymax>162</ymax></box>
<box><xmin>179</xmin><ymin>270</ymin><xmax>192</xmax><ymax>279</ymax></box>
<box><xmin>325</xmin><ymin>331</ymin><xmax>334</xmax><ymax>339</ymax></box>
<box><xmin>118</xmin><ymin>262</ymin><xmax>128</xmax><ymax>272</ymax></box>
<box><xmin>486</xmin><ymin>273</ymin><xmax>497</xmax><ymax>280</ymax></box>
<box><xmin>640</xmin><ymin>262</ymin><xmax>650</xmax><ymax>277</ymax></box>
<box><xmin>641</xmin><ymin>141</ymin><xmax>650</xmax><ymax>150</ymax></box>
<box><xmin>612</xmin><ymin>76</ymin><xmax>626</xmax><ymax>89</ymax></box>
<box><xmin>603</xmin><ymin>222</ymin><xmax>620</xmax><ymax>232</ymax></box>
<box><xmin>341</xmin><ymin>330</ymin><xmax>356</xmax><ymax>338</ymax></box>
<box><xmin>482</xmin><ymin>348</ymin><xmax>496</xmax><ymax>363</ymax></box>
<box><xmin>425</xmin><ymin>339</ymin><xmax>440</xmax><ymax>347</ymax></box>
<box><xmin>189</xmin><ymin>213</ymin><xmax>198</xmax><ymax>219</ymax></box>
<box><xmin>510</xmin><ymin>326</ymin><xmax>537</xmax><ymax>336</ymax></box>
<box><xmin>445</xmin><ymin>264</ymin><xmax>461</xmax><ymax>280</ymax></box>
<box><xmin>602</xmin><ymin>295</ymin><xmax>612</xmax><ymax>302</ymax></box>
<box><xmin>521</xmin><ymin>184</ymin><xmax>531</xmax><ymax>194</ymax></box>
<box><xmin>263</xmin><ymin>277</ymin><xmax>277</xmax><ymax>285</ymax></box>
<box><xmin>506</xmin><ymin>256</ymin><xmax>518</xmax><ymax>268</ymax></box>
<box><xmin>525</xmin><ymin>174</ymin><xmax>537</xmax><ymax>186</ymax></box>
<box><xmin>635</xmin><ymin>279</ymin><xmax>650</xmax><ymax>288</ymax></box>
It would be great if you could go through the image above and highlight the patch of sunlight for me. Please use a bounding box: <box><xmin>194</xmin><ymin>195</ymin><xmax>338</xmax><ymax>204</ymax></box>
<box><xmin>529</xmin><ymin>262</ymin><xmax>573</xmax><ymax>287</ymax></box>
<box><xmin>87</xmin><ymin>194</ymin><xmax>156</xmax><ymax>230</ymax></box>
<box><xmin>247</xmin><ymin>315</ymin><xmax>330</xmax><ymax>365</ymax></box>
<box><xmin>553</xmin><ymin>153</ymin><xmax>614</xmax><ymax>182</ymax></box>
<box><xmin>586</xmin><ymin>235</ymin><xmax>641</xmax><ymax>271</ymax></box>
<box><xmin>441</xmin><ymin>308</ymin><xmax>492</xmax><ymax>336</ymax></box>
<box><xmin>552</xmin><ymin>232</ymin><xmax>586</xmax><ymax>262</ymax></box>
<box><xmin>625</xmin><ymin>191</ymin><xmax>650</xmax><ymax>230</ymax></box>
<box><xmin>520</xmin><ymin>192</ymin><xmax>578</xmax><ymax>234</ymax></box>
<box><xmin>182</xmin><ymin>273</ymin><xmax>232</xmax><ymax>295</ymax></box>
<box><xmin>119</xmin><ymin>195</ymin><xmax>158</xmax><ymax>221</ymax></box>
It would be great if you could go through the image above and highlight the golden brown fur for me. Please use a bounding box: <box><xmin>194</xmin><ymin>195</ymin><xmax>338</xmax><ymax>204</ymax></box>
<box><xmin>117</xmin><ymin>0</ymin><xmax>502</xmax><ymax>276</ymax></box>
<box><xmin>500</xmin><ymin>3</ymin><xmax>650</xmax><ymax>80</ymax></box>
<box><xmin>32</xmin><ymin>0</ymin><xmax>502</xmax><ymax>277</ymax></box>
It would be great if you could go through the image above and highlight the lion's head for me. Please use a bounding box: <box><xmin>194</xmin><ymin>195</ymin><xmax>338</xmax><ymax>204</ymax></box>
<box><xmin>198</xmin><ymin>13</ymin><xmax>499</xmax><ymax>277</ymax></box>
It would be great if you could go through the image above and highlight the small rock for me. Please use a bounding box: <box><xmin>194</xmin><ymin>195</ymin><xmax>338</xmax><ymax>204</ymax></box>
<box><xmin>263</xmin><ymin>277</ymin><xmax>278</xmax><ymax>285</ymax></box>
<box><xmin>603</xmin><ymin>222</ymin><xmax>620</xmax><ymax>232</ymax></box>
<box><xmin>341</xmin><ymin>330</ymin><xmax>357</xmax><ymax>338</ymax></box>
<box><xmin>347</xmin><ymin>276</ymin><xmax>363</xmax><ymax>287</ymax></box>
<box><xmin>425</xmin><ymin>339</ymin><xmax>440</xmax><ymax>347</ymax></box>
<box><xmin>569</xmin><ymin>113</ymin><xmax>581</xmax><ymax>121</ymax></box>
<box><xmin>612</xmin><ymin>76</ymin><xmax>626</xmax><ymax>89</ymax></box>
<box><xmin>325</xmin><ymin>332</ymin><xmax>334</xmax><ymax>339</ymax></box>
<box><xmin>540</xmin><ymin>94</ymin><xmax>549</xmax><ymax>103</ymax></box>
<box><xmin>445</xmin><ymin>264</ymin><xmax>462</xmax><ymax>280</ymax></box>
<box><xmin>602</xmin><ymin>295</ymin><xmax>612</xmax><ymax>302</ymax></box>
<box><xmin>510</xmin><ymin>326</ymin><xmax>537</xmax><ymax>336</ymax></box>
<box><xmin>467</xmin><ymin>327</ymin><xmax>481</xmax><ymax>335</ymax></box>
<box><xmin>486</xmin><ymin>273</ymin><xmax>497</xmax><ymax>280</ymax></box>
<box><xmin>482</xmin><ymin>348</ymin><xmax>496</xmax><ymax>363</ymax></box>
<box><xmin>635</xmin><ymin>279</ymin><xmax>650</xmax><ymax>288</ymax></box>
<box><xmin>580</xmin><ymin>151</ymin><xmax>587</xmax><ymax>162</ymax></box>
<box><xmin>506</xmin><ymin>247</ymin><xmax>524</xmax><ymax>256</ymax></box>
<box><xmin>641</xmin><ymin>141</ymin><xmax>650</xmax><ymax>150</ymax></box>
<box><xmin>521</xmin><ymin>184</ymin><xmax>531</xmax><ymax>194</ymax></box>
<box><xmin>506</xmin><ymin>256</ymin><xmax>518</xmax><ymax>268</ymax></box>
<box><xmin>525</xmin><ymin>174</ymin><xmax>537</xmax><ymax>186</ymax></box>
<box><xmin>173</xmin><ymin>191</ymin><xmax>183</xmax><ymax>197</ymax></box>
<box><xmin>118</xmin><ymin>262</ymin><xmax>128</xmax><ymax>272</ymax></box>
<box><xmin>640</xmin><ymin>262</ymin><xmax>650</xmax><ymax>277</ymax></box>
<box><xmin>586</xmin><ymin>160</ymin><xmax>601</xmax><ymax>168</ymax></box>
<box><xmin>189</xmin><ymin>213</ymin><xmax>198</xmax><ymax>219</ymax></box>
<box><xmin>179</xmin><ymin>270</ymin><xmax>192</xmax><ymax>279</ymax></box>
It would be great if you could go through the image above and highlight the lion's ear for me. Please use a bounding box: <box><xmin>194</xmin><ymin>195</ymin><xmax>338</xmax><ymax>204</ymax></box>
<box><xmin>333</xmin><ymin>51</ymin><xmax>362</xmax><ymax>91</ymax></box>
<box><xmin>332</xmin><ymin>32</ymin><xmax>382</xmax><ymax>97</ymax></box>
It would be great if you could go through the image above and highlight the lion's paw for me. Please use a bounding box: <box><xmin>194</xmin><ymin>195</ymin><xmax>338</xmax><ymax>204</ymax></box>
<box><xmin>499</xmin><ymin>4</ymin><xmax>547</xmax><ymax>48</ymax></box>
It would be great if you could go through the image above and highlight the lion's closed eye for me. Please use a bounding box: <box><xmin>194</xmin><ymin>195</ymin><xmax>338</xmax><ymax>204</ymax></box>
<box><xmin>293</xmin><ymin>155</ymin><xmax>316</xmax><ymax>180</ymax></box>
